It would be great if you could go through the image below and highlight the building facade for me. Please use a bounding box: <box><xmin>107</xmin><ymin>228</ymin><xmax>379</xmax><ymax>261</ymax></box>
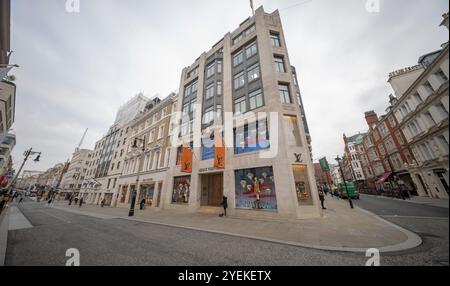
<box><xmin>342</xmin><ymin>133</ymin><xmax>366</xmax><ymax>182</ymax></box>
<box><xmin>391</xmin><ymin>45</ymin><xmax>449</xmax><ymax>198</ymax></box>
<box><xmin>115</xmin><ymin>94</ymin><xmax>177</xmax><ymax>209</ymax></box>
<box><xmin>162</xmin><ymin>7</ymin><xmax>320</xmax><ymax>219</ymax></box>
<box><xmin>114</xmin><ymin>93</ymin><xmax>150</xmax><ymax>127</ymax></box>
<box><xmin>60</xmin><ymin>149</ymin><xmax>93</xmax><ymax>199</ymax></box>
<box><xmin>0</xmin><ymin>132</ymin><xmax>14</xmax><ymax>176</ymax></box>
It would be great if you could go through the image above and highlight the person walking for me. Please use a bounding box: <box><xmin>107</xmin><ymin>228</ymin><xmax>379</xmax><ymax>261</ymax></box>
<box><xmin>68</xmin><ymin>195</ymin><xmax>73</xmax><ymax>205</ymax></box>
<box><xmin>219</xmin><ymin>196</ymin><xmax>228</xmax><ymax>217</ymax></box>
<box><xmin>79</xmin><ymin>197</ymin><xmax>83</xmax><ymax>207</ymax></box>
<box><xmin>74</xmin><ymin>197</ymin><xmax>79</xmax><ymax>205</ymax></box>
<box><xmin>319</xmin><ymin>190</ymin><xmax>326</xmax><ymax>210</ymax></box>
<box><xmin>139</xmin><ymin>198</ymin><xmax>145</xmax><ymax>210</ymax></box>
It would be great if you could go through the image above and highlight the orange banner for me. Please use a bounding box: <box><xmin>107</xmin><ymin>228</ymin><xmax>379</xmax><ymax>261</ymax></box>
<box><xmin>180</xmin><ymin>145</ymin><xmax>193</xmax><ymax>173</ymax></box>
<box><xmin>214</xmin><ymin>130</ymin><xmax>225</xmax><ymax>169</ymax></box>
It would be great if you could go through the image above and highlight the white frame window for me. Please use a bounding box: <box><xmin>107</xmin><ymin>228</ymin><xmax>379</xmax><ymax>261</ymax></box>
<box><xmin>234</xmin><ymin>72</ymin><xmax>245</xmax><ymax>90</ymax></box>
<box><xmin>233</xmin><ymin>51</ymin><xmax>244</xmax><ymax>67</ymax></box>
<box><xmin>274</xmin><ymin>56</ymin><xmax>286</xmax><ymax>73</ymax></box>
<box><xmin>245</xmin><ymin>41</ymin><xmax>258</xmax><ymax>59</ymax></box>
<box><xmin>234</xmin><ymin>96</ymin><xmax>247</xmax><ymax>115</ymax></box>
<box><xmin>205</xmin><ymin>83</ymin><xmax>215</xmax><ymax>100</ymax></box>
<box><xmin>247</xmin><ymin>63</ymin><xmax>260</xmax><ymax>82</ymax></box>
<box><xmin>249</xmin><ymin>89</ymin><xmax>264</xmax><ymax>110</ymax></box>
<box><xmin>279</xmin><ymin>84</ymin><xmax>291</xmax><ymax>104</ymax></box>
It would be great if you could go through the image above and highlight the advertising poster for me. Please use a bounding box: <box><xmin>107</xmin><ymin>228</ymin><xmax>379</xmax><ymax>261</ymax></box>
<box><xmin>172</xmin><ymin>176</ymin><xmax>191</xmax><ymax>204</ymax></box>
<box><xmin>234</xmin><ymin>166</ymin><xmax>277</xmax><ymax>211</ymax></box>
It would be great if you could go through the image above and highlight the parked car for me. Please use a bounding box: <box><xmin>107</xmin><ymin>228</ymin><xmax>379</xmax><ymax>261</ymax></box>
<box><xmin>339</xmin><ymin>182</ymin><xmax>360</xmax><ymax>199</ymax></box>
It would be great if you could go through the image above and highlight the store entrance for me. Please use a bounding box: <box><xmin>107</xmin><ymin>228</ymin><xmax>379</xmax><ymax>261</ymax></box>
<box><xmin>200</xmin><ymin>173</ymin><xmax>223</xmax><ymax>207</ymax></box>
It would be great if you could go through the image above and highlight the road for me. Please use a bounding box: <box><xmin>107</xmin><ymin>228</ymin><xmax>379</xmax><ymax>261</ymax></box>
<box><xmin>354</xmin><ymin>195</ymin><xmax>449</xmax><ymax>266</ymax></box>
<box><xmin>4</xmin><ymin>197</ymin><xmax>449</xmax><ymax>266</ymax></box>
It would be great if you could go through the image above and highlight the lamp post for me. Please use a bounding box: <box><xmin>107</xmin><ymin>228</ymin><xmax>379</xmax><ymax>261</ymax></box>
<box><xmin>128</xmin><ymin>137</ymin><xmax>145</xmax><ymax>217</ymax></box>
<box><xmin>335</xmin><ymin>155</ymin><xmax>354</xmax><ymax>209</ymax></box>
<box><xmin>6</xmin><ymin>148</ymin><xmax>41</xmax><ymax>195</ymax></box>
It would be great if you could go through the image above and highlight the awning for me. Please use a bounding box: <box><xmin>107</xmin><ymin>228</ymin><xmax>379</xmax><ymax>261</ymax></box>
<box><xmin>377</xmin><ymin>172</ymin><xmax>392</xmax><ymax>184</ymax></box>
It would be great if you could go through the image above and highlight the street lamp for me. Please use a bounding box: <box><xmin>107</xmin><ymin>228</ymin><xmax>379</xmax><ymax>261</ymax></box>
<box><xmin>128</xmin><ymin>137</ymin><xmax>146</xmax><ymax>217</ymax></box>
<box><xmin>335</xmin><ymin>155</ymin><xmax>354</xmax><ymax>209</ymax></box>
<box><xmin>7</xmin><ymin>148</ymin><xmax>42</xmax><ymax>194</ymax></box>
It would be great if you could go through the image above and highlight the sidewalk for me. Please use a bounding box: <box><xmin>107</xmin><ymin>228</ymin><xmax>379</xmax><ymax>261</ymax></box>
<box><xmin>49</xmin><ymin>197</ymin><xmax>422</xmax><ymax>253</ymax></box>
<box><xmin>361</xmin><ymin>194</ymin><xmax>449</xmax><ymax>209</ymax></box>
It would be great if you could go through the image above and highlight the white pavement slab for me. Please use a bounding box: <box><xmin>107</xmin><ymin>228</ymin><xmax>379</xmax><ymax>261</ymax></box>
<box><xmin>8</xmin><ymin>206</ymin><xmax>33</xmax><ymax>231</ymax></box>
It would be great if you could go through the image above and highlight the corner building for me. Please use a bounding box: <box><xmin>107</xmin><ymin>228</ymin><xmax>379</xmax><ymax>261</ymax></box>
<box><xmin>162</xmin><ymin>7</ymin><xmax>321</xmax><ymax>219</ymax></box>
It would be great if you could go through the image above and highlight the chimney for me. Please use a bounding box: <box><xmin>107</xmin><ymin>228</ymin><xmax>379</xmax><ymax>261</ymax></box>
<box><xmin>365</xmin><ymin>111</ymin><xmax>379</xmax><ymax>130</ymax></box>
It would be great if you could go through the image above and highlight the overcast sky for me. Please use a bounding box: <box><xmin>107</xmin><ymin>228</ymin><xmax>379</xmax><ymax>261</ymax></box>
<box><xmin>9</xmin><ymin>0</ymin><xmax>449</xmax><ymax>171</ymax></box>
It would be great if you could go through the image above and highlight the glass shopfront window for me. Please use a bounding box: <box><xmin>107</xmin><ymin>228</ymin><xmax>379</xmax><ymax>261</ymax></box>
<box><xmin>234</xmin><ymin>166</ymin><xmax>277</xmax><ymax>211</ymax></box>
<box><xmin>292</xmin><ymin>165</ymin><xmax>313</xmax><ymax>205</ymax></box>
<box><xmin>140</xmin><ymin>184</ymin><xmax>155</xmax><ymax>206</ymax></box>
<box><xmin>172</xmin><ymin>176</ymin><xmax>191</xmax><ymax>204</ymax></box>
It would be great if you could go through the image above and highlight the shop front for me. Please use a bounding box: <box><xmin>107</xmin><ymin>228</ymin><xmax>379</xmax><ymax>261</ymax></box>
<box><xmin>139</xmin><ymin>182</ymin><xmax>156</xmax><ymax>207</ymax></box>
<box><xmin>234</xmin><ymin>166</ymin><xmax>277</xmax><ymax>211</ymax></box>
<box><xmin>200</xmin><ymin>173</ymin><xmax>223</xmax><ymax>207</ymax></box>
<box><xmin>171</xmin><ymin>176</ymin><xmax>191</xmax><ymax>205</ymax></box>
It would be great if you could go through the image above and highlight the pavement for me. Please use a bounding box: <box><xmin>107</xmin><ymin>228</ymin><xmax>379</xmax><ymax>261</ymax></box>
<box><xmin>46</xmin><ymin>195</ymin><xmax>421</xmax><ymax>253</ymax></box>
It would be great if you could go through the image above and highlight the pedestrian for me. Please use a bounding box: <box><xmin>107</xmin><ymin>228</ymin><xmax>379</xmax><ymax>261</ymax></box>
<box><xmin>79</xmin><ymin>197</ymin><xmax>84</xmax><ymax>207</ymax></box>
<box><xmin>19</xmin><ymin>196</ymin><xmax>24</xmax><ymax>204</ymax></box>
<box><xmin>219</xmin><ymin>196</ymin><xmax>228</xmax><ymax>217</ymax></box>
<box><xmin>101</xmin><ymin>198</ymin><xmax>106</xmax><ymax>208</ymax></box>
<box><xmin>68</xmin><ymin>196</ymin><xmax>73</xmax><ymax>205</ymax></box>
<box><xmin>74</xmin><ymin>197</ymin><xmax>79</xmax><ymax>205</ymax></box>
<box><xmin>319</xmin><ymin>190</ymin><xmax>326</xmax><ymax>210</ymax></box>
<box><xmin>139</xmin><ymin>198</ymin><xmax>145</xmax><ymax>210</ymax></box>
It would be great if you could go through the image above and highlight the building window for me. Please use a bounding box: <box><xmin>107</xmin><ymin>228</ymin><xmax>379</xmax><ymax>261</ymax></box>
<box><xmin>234</xmin><ymin>166</ymin><xmax>277</xmax><ymax>211</ymax></box>
<box><xmin>172</xmin><ymin>176</ymin><xmax>191</xmax><ymax>204</ymax></box>
<box><xmin>274</xmin><ymin>56</ymin><xmax>286</xmax><ymax>73</ymax></box>
<box><xmin>413</xmin><ymin>93</ymin><xmax>423</xmax><ymax>105</ymax></box>
<box><xmin>270</xmin><ymin>32</ymin><xmax>281</xmax><ymax>47</ymax></box>
<box><xmin>244</xmin><ymin>24</ymin><xmax>256</xmax><ymax>36</ymax></box>
<box><xmin>424</xmin><ymin>81</ymin><xmax>434</xmax><ymax>94</ymax></box>
<box><xmin>234</xmin><ymin>96</ymin><xmax>247</xmax><ymax>115</ymax></box>
<box><xmin>216</xmin><ymin>104</ymin><xmax>222</xmax><ymax>122</ymax></box>
<box><xmin>234</xmin><ymin>120</ymin><xmax>270</xmax><ymax>154</ymax></box>
<box><xmin>234</xmin><ymin>72</ymin><xmax>245</xmax><ymax>90</ymax></box>
<box><xmin>149</xmin><ymin>129</ymin><xmax>155</xmax><ymax>142</ymax></box>
<box><xmin>233</xmin><ymin>51</ymin><xmax>244</xmax><ymax>67</ymax></box>
<box><xmin>437</xmin><ymin>135</ymin><xmax>449</xmax><ymax>155</ymax></box>
<box><xmin>423</xmin><ymin>111</ymin><xmax>436</xmax><ymax>127</ymax></box>
<box><xmin>203</xmin><ymin>106</ymin><xmax>215</xmax><ymax>125</ymax></box>
<box><xmin>279</xmin><ymin>84</ymin><xmax>291</xmax><ymax>104</ymax></box>
<box><xmin>217</xmin><ymin>60</ymin><xmax>223</xmax><ymax>73</ymax></box>
<box><xmin>205</xmin><ymin>83</ymin><xmax>215</xmax><ymax>100</ymax></box>
<box><xmin>292</xmin><ymin>165</ymin><xmax>313</xmax><ymax>205</ymax></box>
<box><xmin>158</xmin><ymin>126</ymin><xmax>164</xmax><ymax>139</ymax></box>
<box><xmin>233</xmin><ymin>34</ymin><xmax>243</xmax><ymax>45</ymax></box>
<box><xmin>436</xmin><ymin>102</ymin><xmax>449</xmax><ymax>118</ymax></box>
<box><xmin>283</xmin><ymin>115</ymin><xmax>302</xmax><ymax>146</ymax></box>
<box><xmin>117</xmin><ymin>162</ymin><xmax>120</xmax><ymax>170</ymax></box>
<box><xmin>217</xmin><ymin>81</ymin><xmax>222</xmax><ymax>96</ymax></box>
<box><xmin>436</xmin><ymin>69</ymin><xmax>448</xmax><ymax>82</ymax></box>
<box><xmin>247</xmin><ymin>63</ymin><xmax>260</xmax><ymax>83</ymax></box>
<box><xmin>249</xmin><ymin>89</ymin><xmax>264</xmax><ymax>110</ymax></box>
<box><xmin>206</xmin><ymin>62</ymin><xmax>215</xmax><ymax>78</ymax></box>
<box><xmin>245</xmin><ymin>41</ymin><xmax>258</xmax><ymax>59</ymax></box>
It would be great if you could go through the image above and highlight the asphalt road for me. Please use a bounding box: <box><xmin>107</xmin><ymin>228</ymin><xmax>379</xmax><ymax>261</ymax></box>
<box><xmin>4</xmin><ymin>198</ymin><xmax>449</xmax><ymax>266</ymax></box>
<box><xmin>354</xmin><ymin>195</ymin><xmax>449</xmax><ymax>266</ymax></box>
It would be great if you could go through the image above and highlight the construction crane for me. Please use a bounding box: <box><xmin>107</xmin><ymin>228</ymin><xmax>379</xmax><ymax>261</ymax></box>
<box><xmin>75</xmin><ymin>128</ymin><xmax>88</xmax><ymax>153</ymax></box>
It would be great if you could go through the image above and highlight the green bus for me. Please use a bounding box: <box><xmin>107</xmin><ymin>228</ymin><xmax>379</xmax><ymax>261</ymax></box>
<box><xmin>339</xmin><ymin>182</ymin><xmax>360</xmax><ymax>199</ymax></box>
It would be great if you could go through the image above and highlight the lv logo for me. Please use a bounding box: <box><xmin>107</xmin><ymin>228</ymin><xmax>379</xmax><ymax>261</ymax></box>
<box><xmin>294</xmin><ymin>153</ymin><xmax>303</xmax><ymax>163</ymax></box>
